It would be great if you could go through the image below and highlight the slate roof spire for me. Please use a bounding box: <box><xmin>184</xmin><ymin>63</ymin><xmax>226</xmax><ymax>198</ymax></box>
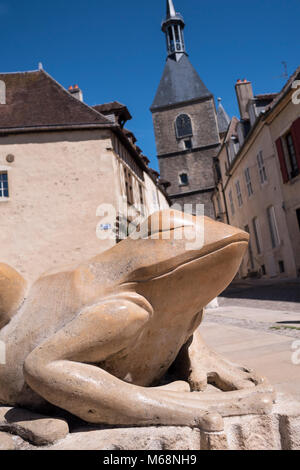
<box><xmin>162</xmin><ymin>0</ymin><xmax>186</xmax><ymax>60</ymax></box>
<box><xmin>166</xmin><ymin>0</ymin><xmax>176</xmax><ymax>18</ymax></box>
<box><xmin>150</xmin><ymin>2</ymin><xmax>212</xmax><ymax>112</ymax></box>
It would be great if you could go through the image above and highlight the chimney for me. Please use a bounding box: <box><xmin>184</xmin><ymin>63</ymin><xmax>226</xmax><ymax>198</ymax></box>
<box><xmin>235</xmin><ymin>79</ymin><xmax>253</xmax><ymax>120</ymax></box>
<box><xmin>68</xmin><ymin>84</ymin><xmax>83</xmax><ymax>102</ymax></box>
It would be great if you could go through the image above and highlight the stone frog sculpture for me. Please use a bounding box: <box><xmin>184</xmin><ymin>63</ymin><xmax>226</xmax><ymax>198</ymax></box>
<box><xmin>0</xmin><ymin>210</ymin><xmax>274</xmax><ymax>432</ymax></box>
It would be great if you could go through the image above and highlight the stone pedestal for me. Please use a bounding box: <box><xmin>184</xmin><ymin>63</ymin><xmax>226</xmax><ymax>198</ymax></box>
<box><xmin>0</xmin><ymin>393</ymin><xmax>299</xmax><ymax>450</ymax></box>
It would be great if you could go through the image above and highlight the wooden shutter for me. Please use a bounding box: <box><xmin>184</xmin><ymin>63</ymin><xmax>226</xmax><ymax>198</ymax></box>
<box><xmin>275</xmin><ymin>137</ymin><xmax>289</xmax><ymax>183</ymax></box>
<box><xmin>290</xmin><ymin>117</ymin><xmax>300</xmax><ymax>169</ymax></box>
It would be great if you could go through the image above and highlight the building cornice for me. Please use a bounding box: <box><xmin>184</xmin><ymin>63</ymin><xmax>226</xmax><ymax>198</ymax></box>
<box><xmin>169</xmin><ymin>187</ymin><xmax>215</xmax><ymax>199</ymax></box>
<box><xmin>158</xmin><ymin>142</ymin><xmax>220</xmax><ymax>159</ymax></box>
<box><xmin>151</xmin><ymin>94</ymin><xmax>213</xmax><ymax>114</ymax></box>
<box><xmin>0</xmin><ymin>123</ymin><xmax>114</xmax><ymax>136</ymax></box>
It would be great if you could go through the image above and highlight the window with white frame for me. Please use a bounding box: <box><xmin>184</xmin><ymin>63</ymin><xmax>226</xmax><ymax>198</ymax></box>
<box><xmin>229</xmin><ymin>190</ymin><xmax>235</xmax><ymax>215</ymax></box>
<box><xmin>0</xmin><ymin>172</ymin><xmax>9</xmax><ymax>198</ymax></box>
<box><xmin>235</xmin><ymin>180</ymin><xmax>243</xmax><ymax>207</ymax></box>
<box><xmin>245</xmin><ymin>168</ymin><xmax>253</xmax><ymax>196</ymax></box>
<box><xmin>267</xmin><ymin>206</ymin><xmax>280</xmax><ymax>248</ymax></box>
<box><xmin>257</xmin><ymin>151</ymin><xmax>267</xmax><ymax>184</ymax></box>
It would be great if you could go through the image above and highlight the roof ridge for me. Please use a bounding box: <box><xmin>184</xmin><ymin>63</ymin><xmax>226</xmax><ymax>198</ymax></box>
<box><xmin>40</xmin><ymin>69</ymin><xmax>112</xmax><ymax>124</ymax></box>
<box><xmin>0</xmin><ymin>69</ymin><xmax>40</xmax><ymax>75</ymax></box>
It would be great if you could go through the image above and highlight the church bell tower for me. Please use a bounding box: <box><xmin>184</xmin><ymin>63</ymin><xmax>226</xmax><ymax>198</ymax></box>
<box><xmin>150</xmin><ymin>0</ymin><xmax>221</xmax><ymax>217</ymax></box>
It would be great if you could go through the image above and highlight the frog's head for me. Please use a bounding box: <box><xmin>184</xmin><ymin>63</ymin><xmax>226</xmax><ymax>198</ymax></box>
<box><xmin>120</xmin><ymin>210</ymin><xmax>249</xmax><ymax>312</ymax></box>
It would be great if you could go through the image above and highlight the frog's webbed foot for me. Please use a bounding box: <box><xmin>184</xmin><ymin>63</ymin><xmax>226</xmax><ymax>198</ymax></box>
<box><xmin>186</xmin><ymin>330</ymin><xmax>274</xmax><ymax>409</ymax></box>
<box><xmin>190</xmin><ymin>350</ymin><xmax>269</xmax><ymax>393</ymax></box>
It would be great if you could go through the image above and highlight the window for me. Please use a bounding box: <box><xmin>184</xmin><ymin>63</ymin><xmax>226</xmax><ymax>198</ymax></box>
<box><xmin>217</xmin><ymin>195</ymin><xmax>222</xmax><ymax>214</ymax></box>
<box><xmin>261</xmin><ymin>265</ymin><xmax>266</xmax><ymax>276</ymax></box>
<box><xmin>252</xmin><ymin>217</ymin><xmax>262</xmax><ymax>254</ymax></box>
<box><xmin>174</xmin><ymin>25</ymin><xmax>182</xmax><ymax>51</ymax></box>
<box><xmin>235</xmin><ymin>180</ymin><xmax>243</xmax><ymax>207</ymax></box>
<box><xmin>267</xmin><ymin>206</ymin><xmax>280</xmax><ymax>248</ymax></box>
<box><xmin>279</xmin><ymin>261</ymin><xmax>285</xmax><ymax>273</ymax></box>
<box><xmin>297</xmin><ymin>208</ymin><xmax>300</xmax><ymax>231</ymax></box>
<box><xmin>257</xmin><ymin>151</ymin><xmax>267</xmax><ymax>184</ymax></box>
<box><xmin>184</xmin><ymin>138</ymin><xmax>193</xmax><ymax>150</ymax></box>
<box><xmin>244</xmin><ymin>225</ymin><xmax>254</xmax><ymax>270</ymax></box>
<box><xmin>0</xmin><ymin>172</ymin><xmax>9</xmax><ymax>198</ymax></box>
<box><xmin>0</xmin><ymin>80</ymin><xmax>5</xmax><ymax>105</ymax></box>
<box><xmin>168</xmin><ymin>27</ymin><xmax>175</xmax><ymax>53</ymax></box>
<box><xmin>229</xmin><ymin>190</ymin><xmax>235</xmax><ymax>216</ymax></box>
<box><xmin>286</xmin><ymin>133</ymin><xmax>299</xmax><ymax>179</ymax></box>
<box><xmin>245</xmin><ymin>168</ymin><xmax>253</xmax><ymax>196</ymax></box>
<box><xmin>179</xmin><ymin>173</ymin><xmax>189</xmax><ymax>186</ymax></box>
<box><xmin>175</xmin><ymin>114</ymin><xmax>193</xmax><ymax>139</ymax></box>
<box><xmin>139</xmin><ymin>184</ymin><xmax>145</xmax><ymax>215</ymax></box>
<box><xmin>124</xmin><ymin>167</ymin><xmax>134</xmax><ymax>206</ymax></box>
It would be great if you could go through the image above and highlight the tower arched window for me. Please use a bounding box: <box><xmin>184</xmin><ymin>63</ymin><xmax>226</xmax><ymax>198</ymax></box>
<box><xmin>175</xmin><ymin>114</ymin><xmax>193</xmax><ymax>139</ymax></box>
<box><xmin>168</xmin><ymin>27</ymin><xmax>175</xmax><ymax>53</ymax></box>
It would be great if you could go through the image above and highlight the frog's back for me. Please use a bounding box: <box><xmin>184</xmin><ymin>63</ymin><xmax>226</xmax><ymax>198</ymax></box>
<box><xmin>0</xmin><ymin>269</ymin><xmax>80</xmax><ymax>408</ymax></box>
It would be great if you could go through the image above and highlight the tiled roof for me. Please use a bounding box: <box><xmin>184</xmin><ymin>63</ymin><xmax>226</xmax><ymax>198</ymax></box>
<box><xmin>93</xmin><ymin>101</ymin><xmax>126</xmax><ymax>113</ymax></box>
<box><xmin>254</xmin><ymin>93</ymin><xmax>278</xmax><ymax>101</ymax></box>
<box><xmin>0</xmin><ymin>69</ymin><xmax>112</xmax><ymax>132</ymax></box>
<box><xmin>264</xmin><ymin>66</ymin><xmax>300</xmax><ymax>113</ymax></box>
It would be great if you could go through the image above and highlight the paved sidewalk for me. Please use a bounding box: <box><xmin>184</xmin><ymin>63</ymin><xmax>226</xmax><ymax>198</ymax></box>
<box><xmin>202</xmin><ymin>305</ymin><xmax>300</xmax><ymax>401</ymax></box>
<box><xmin>207</xmin><ymin>306</ymin><xmax>300</xmax><ymax>338</ymax></box>
<box><xmin>201</xmin><ymin>307</ymin><xmax>300</xmax><ymax>401</ymax></box>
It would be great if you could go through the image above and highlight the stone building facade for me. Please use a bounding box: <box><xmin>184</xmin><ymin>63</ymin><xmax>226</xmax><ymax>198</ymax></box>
<box><xmin>0</xmin><ymin>69</ymin><xmax>169</xmax><ymax>282</ymax></box>
<box><xmin>212</xmin><ymin>67</ymin><xmax>300</xmax><ymax>279</ymax></box>
<box><xmin>151</xmin><ymin>1</ymin><xmax>221</xmax><ymax>218</ymax></box>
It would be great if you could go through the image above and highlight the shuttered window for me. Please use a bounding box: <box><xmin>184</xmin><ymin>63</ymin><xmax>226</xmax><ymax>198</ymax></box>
<box><xmin>276</xmin><ymin>137</ymin><xmax>289</xmax><ymax>183</ymax></box>
<box><xmin>276</xmin><ymin>118</ymin><xmax>300</xmax><ymax>183</ymax></box>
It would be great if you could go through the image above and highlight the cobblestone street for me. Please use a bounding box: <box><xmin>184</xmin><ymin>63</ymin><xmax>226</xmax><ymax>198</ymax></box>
<box><xmin>202</xmin><ymin>279</ymin><xmax>300</xmax><ymax>402</ymax></box>
<box><xmin>219</xmin><ymin>278</ymin><xmax>300</xmax><ymax>313</ymax></box>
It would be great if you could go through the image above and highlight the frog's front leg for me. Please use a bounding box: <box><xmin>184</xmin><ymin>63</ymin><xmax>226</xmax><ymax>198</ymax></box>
<box><xmin>176</xmin><ymin>328</ymin><xmax>272</xmax><ymax>393</ymax></box>
<box><xmin>23</xmin><ymin>298</ymin><xmax>223</xmax><ymax>431</ymax></box>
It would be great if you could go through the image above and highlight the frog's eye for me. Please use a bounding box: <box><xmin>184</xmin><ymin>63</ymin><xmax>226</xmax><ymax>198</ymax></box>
<box><xmin>133</xmin><ymin>210</ymin><xmax>196</xmax><ymax>239</ymax></box>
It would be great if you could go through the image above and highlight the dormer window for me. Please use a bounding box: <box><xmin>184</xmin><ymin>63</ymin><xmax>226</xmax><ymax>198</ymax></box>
<box><xmin>0</xmin><ymin>81</ymin><xmax>6</xmax><ymax>105</ymax></box>
<box><xmin>175</xmin><ymin>114</ymin><xmax>193</xmax><ymax>139</ymax></box>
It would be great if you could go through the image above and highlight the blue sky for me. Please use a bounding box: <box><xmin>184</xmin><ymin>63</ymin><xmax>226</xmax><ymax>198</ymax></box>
<box><xmin>0</xmin><ymin>0</ymin><xmax>299</xmax><ymax>170</ymax></box>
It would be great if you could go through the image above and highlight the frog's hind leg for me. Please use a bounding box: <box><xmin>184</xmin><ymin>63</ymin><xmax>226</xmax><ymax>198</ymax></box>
<box><xmin>0</xmin><ymin>263</ymin><xmax>27</xmax><ymax>330</ymax></box>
